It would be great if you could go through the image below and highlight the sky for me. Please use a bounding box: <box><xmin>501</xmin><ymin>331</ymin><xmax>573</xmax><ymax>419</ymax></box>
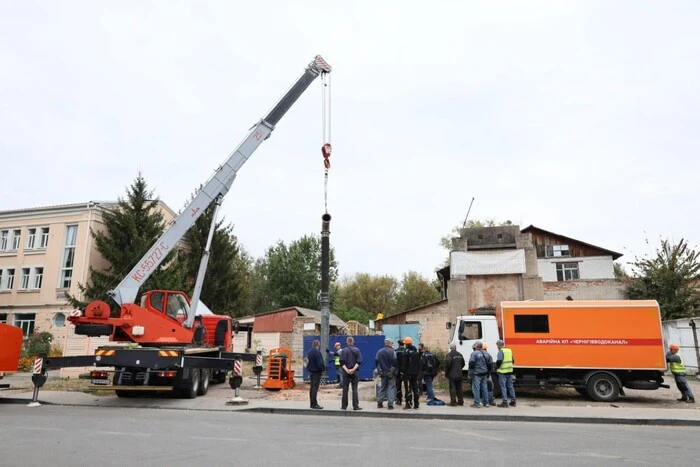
<box><xmin>1</xmin><ymin>1</ymin><xmax>699</xmax><ymax>281</ymax></box>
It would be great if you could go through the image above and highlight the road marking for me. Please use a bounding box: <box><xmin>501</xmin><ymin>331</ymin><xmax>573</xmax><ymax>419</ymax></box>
<box><xmin>95</xmin><ymin>431</ymin><xmax>152</xmax><ymax>437</ymax></box>
<box><xmin>296</xmin><ymin>441</ymin><xmax>362</xmax><ymax>447</ymax></box>
<box><xmin>191</xmin><ymin>436</ymin><xmax>250</xmax><ymax>442</ymax></box>
<box><xmin>410</xmin><ymin>447</ymin><xmax>481</xmax><ymax>453</ymax></box>
<box><xmin>440</xmin><ymin>427</ymin><xmax>505</xmax><ymax>441</ymax></box>
<box><xmin>540</xmin><ymin>452</ymin><xmax>654</xmax><ymax>464</ymax></box>
<box><xmin>16</xmin><ymin>427</ymin><xmax>62</xmax><ymax>432</ymax></box>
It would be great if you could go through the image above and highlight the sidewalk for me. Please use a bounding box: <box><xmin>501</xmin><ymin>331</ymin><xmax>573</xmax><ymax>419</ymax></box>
<box><xmin>3</xmin><ymin>389</ymin><xmax>700</xmax><ymax>427</ymax></box>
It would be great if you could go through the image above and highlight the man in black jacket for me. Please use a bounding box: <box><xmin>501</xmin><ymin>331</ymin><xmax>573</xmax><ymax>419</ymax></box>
<box><xmin>402</xmin><ymin>337</ymin><xmax>421</xmax><ymax>410</ymax></box>
<box><xmin>307</xmin><ymin>340</ymin><xmax>325</xmax><ymax>410</ymax></box>
<box><xmin>395</xmin><ymin>339</ymin><xmax>405</xmax><ymax>406</ymax></box>
<box><xmin>444</xmin><ymin>343</ymin><xmax>466</xmax><ymax>406</ymax></box>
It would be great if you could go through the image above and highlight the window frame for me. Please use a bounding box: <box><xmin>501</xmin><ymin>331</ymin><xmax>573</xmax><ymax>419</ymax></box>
<box><xmin>39</xmin><ymin>227</ymin><xmax>50</xmax><ymax>248</ymax></box>
<box><xmin>59</xmin><ymin>225</ymin><xmax>78</xmax><ymax>289</ymax></box>
<box><xmin>556</xmin><ymin>262</ymin><xmax>580</xmax><ymax>281</ymax></box>
<box><xmin>514</xmin><ymin>314</ymin><xmax>550</xmax><ymax>333</ymax></box>
<box><xmin>26</xmin><ymin>228</ymin><xmax>37</xmax><ymax>250</ymax></box>
<box><xmin>14</xmin><ymin>313</ymin><xmax>36</xmax><ymax>338</ymax></box>
<box><xmin>20</xmin><ymin>267</ymin><xmax>31</xmax><ymax>290</ymax></box>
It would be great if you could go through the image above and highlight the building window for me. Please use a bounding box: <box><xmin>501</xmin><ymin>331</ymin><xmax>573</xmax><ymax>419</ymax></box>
<box><xmin>2</xmin><ymin>268</ymin><xmax>15</xmax><ymax>290</ymax></box>
<box><xmin>11</xmin><ymin>229</ymin><xmax>21</xmax><ymax>250</ymax></box>
<box><xmin>514</xmin><ymin>314</ymin><xmax>550</xmax><ymax>333</ymax></box>
<box><xmin>14</xmin><ymin>313</ymin><xmax>36</xmax><ymax>337</ymax></box>
<box><xmin>53</xmin><ymin>313</ymin><xmax>66</xmax><ymax>327</ymax></box>
<box><xmin>556</xmin><ymin>262</ymin><xmax>580</xmax><ymax>281</ymax></box>
<box><xmin>0</xmin><ymin>230</ymin><xmax>7</xmax><ymax>250</ymax></box>
<box><xmin>20</xmin><ymin>268</ymin><xmax>30</xmax><ymax>290</ymax></box>
<box><xmin>39</xmin><ymin>227</ymin><xmax>49</xmax><ymax>248</ymax></box>
<box><xmin>34</xmin><ymin>267</ymin><xmax>44</xmax><ymax>289</ymax></box>
<box><xmin>59</xmin><ymin>225</ymin><xmax>78</xmax><ymax>289</ymax></box>
<box><xmin>0</xmin><ymin>313</ymin><xmax>7</xmax><ymax>323</ymax></box>
<box><xmin>27</xmin><ymin>228</ymin><xmax>37</xmax><ymax>249</ymax></box>
<box><xmin>546</xmin><ymin>244</ymin><xmax>570</xmax><ymax>258</ymax></box>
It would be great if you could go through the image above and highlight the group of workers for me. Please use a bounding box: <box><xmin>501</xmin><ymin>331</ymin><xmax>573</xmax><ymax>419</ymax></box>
<box><xmin>307</xmin><ymin>338</ymin><xmax>696</xmax><ymax>410</ymax></box>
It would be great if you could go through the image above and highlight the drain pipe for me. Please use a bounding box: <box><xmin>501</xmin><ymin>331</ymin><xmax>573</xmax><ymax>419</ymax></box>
<box><xmin>320</xmin><ymin>213</ymin><xmax>331</xmax><ymax>382</ymax></box>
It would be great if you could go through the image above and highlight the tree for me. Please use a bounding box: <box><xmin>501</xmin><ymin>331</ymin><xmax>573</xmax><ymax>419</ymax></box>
<box><xmin>625</xmin><ymin>238</ymin><xmax>700</xmax><ymax>320</ymax></box>
<box><xmin>394</xmin><ymin>271</ymin><xmax>441</xmax><ymax>312</ymax></box>
<box><xmin>336</xmin><ymin>273</ymin><xmax>399</xmax><ymax>319</ymax></box>
<box><xmin>613</xmin><ymin>262</ymin><xmax>628</xmax><ymax>279</ymax></box>
<box><xmin>71</xmin><ymin>174</ymin><xmax>186</xmax><ymax>310</ymax></box>
<box><xmin>262</xmin><ymin>235</ymin><xmax>338</xmax><ymax>310</ymax></box>
<box><xmin>175</xmin><ymin>203</ymin><xmax>250</xmax><ymax>317</ymax></box>
<box><xmin>334</xmin><ymin>306</ymin><xmax>372</xmax><ymax>326</ymax></box>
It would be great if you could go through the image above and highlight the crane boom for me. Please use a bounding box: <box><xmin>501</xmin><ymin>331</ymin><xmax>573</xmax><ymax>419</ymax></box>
<box><xmin>108</xmin><ymin>56</ymin><xmax>332</xmax><ymax>306</ymax></box>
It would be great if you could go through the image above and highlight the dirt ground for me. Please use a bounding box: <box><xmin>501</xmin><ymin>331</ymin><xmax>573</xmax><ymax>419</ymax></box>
<box><xmin>4</xmin><ymin>371</ymin><xmax>700</xmax><ymax>410</ymax></box>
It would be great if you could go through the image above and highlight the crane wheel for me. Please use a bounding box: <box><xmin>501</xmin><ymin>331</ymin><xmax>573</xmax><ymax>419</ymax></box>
<box><xmin>197</xmin><ymin>369</ymin><xmax>210</xmax><ymax>396</ymax></box>
<box><xmin>179</xmin><ymin>368</ymin><xmax>200</xmax><ymax>399</ymax></box>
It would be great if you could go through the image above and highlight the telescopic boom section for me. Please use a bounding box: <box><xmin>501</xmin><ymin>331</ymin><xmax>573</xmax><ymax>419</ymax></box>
<box><xmin>108</xmin><ymin>56</ymin><xmax>332</xmax><ymax>306</ymax></box>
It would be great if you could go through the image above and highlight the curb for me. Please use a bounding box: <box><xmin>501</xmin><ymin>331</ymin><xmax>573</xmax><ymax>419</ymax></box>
<box><xmin>241</xmin><ymin>407</ymin><xmax>700</xmax><ymax>427</ymax></box>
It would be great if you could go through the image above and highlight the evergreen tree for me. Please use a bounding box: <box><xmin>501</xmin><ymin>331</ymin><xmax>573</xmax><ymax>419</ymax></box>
<box><xmin>176</xmin><ymin>203</ymin><xmax>250</xmax><ymax>317</ymax></box>
<box><xmin>70</xmin><ymin>174</ymin><xmax>186</xmax><ymax>309</ymax></box>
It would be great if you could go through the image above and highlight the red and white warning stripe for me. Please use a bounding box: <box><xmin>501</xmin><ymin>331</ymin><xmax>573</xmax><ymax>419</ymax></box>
<box><xmin>33</xmin><ymin>358</ymin><xmax>43</xmax><ymax>375</ymax></box>
<box><xmin>255</xmin><ymin>354</ymin><xmax>262</xmax><ymax>367</ymax></box>
<box><xmin>234</xmin><ymin>360</ymin><xmax>242</xmax><ymax>376</ymax></box>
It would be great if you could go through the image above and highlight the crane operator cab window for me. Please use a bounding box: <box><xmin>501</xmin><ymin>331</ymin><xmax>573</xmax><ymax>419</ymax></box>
<box><xmin>166</xmin><ymin>293</ymin><xmax>190</xmax><ymax>324</ymax></box>
<box><xmin>149</xmin><ymin>292</ymin><xmax>165</xmax><ymax>313</ymax></box>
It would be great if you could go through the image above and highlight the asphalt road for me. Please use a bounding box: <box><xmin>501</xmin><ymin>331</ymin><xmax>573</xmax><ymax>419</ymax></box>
<box><xmin>1</xmin><ymin>405</ymin><xmax>696</xmax><ymax>466</ymax></box>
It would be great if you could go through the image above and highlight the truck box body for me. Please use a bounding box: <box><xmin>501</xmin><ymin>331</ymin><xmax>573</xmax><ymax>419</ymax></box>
<box><xmin>501</xmin><ymin>300</ymin><xmax>665</xmax><ymax>370</ymax></box>
<box><xmin>0</xmin><ymin>323</ymin><xmax>23</xmax><ymax>373</ymax></box>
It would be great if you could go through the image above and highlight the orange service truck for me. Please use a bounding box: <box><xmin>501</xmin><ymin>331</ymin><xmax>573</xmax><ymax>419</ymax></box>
<box><xmin>449</xmin><ymin>300</ymin><xmax>669</xmax><ymax>402</ymax></box>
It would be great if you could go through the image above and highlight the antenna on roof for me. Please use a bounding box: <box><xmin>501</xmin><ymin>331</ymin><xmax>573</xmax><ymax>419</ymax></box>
<box><xmin>462</xmin><ymin>197</ymin><xmax>475</xmax><ymax>228</ymax></box>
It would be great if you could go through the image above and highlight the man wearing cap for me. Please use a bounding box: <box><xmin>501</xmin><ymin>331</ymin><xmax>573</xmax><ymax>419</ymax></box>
<box><xmin>468</xmin><ymin>341</ymin><xmax>491</xmax><ymax>408</ymax></box>
<box><xmin>375</xmin><ymin>338</ymin><xmax>397</xmax><ymax>409</ymax></box>
<box><xmin>395</xmin><ymin>339</ymin><xmax>406</xmax><ymax>406</ymax></box>
<box><xmin>402</xmin><ymin>336</ymin><xmax>421</xmax><ymax>409</ymax></box>
<box><xmin>667</xmin><ymin>343</ymin><xmax>695</xmax><ymax>403</ymax></box>
<box><xmin>496</xmin><ymin>339</ymin><xmax>516</xmax><ymax>407</ymax></box>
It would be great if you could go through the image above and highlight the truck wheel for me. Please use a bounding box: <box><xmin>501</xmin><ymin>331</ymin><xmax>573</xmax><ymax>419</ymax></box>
<box><xmin>197</xmin><ymin>369</ymin><xmax>210</xmax><ymax>396</ymax></box>
<box><xmin>180</xmin><ymin>369</ymin><xmax>200</xmax><ymax>399</ymax></box>
<box><xmin>586</xmin><ymin>373</ymin><xmax>619</xmax><ymax>402</ymax></box>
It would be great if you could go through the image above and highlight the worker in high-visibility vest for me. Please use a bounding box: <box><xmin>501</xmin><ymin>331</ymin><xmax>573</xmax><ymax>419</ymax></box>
<box><xmin>332</xmin><ymin>342</ymin><xmax>343</xmax><ymax>388</ymax></box>
<box><xmin>496</xmin><ymin>339</ymin><xmax>517</xmax><ymax>407</ymax></box>
<box><xmin>667</xmin><ymin>343</ymin><xmax>695</xmax><ymax>403</ymax></box>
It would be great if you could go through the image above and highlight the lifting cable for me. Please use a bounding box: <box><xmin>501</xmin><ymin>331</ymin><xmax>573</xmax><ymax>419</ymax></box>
<box><xmin>321</xmin><ymin>71</ymin><xmax>332</xmax><ymax>213</ymax></box>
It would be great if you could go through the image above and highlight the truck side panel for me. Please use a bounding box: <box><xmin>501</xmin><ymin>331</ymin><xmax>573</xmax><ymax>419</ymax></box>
<box><xmin>0</xmin><ymin>324</ymin><xmax>23</xmax><ymax>373</ymax></box>
<box><xmin>502</xmin><ymin>301</ymin><xmax>666</xmax><ymax>370</ymax></box>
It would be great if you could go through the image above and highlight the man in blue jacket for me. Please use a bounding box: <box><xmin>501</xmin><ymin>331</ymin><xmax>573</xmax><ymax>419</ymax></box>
<box><xmin>307</xmin><ymin>340</ymin><xmax>325</xmax><ymax>410</ymax></box>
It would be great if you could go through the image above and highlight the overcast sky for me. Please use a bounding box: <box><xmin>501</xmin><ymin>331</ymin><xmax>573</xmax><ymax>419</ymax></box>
<box><xmin>1</xmin><ymin>1</ymin><xmax>698</xmax><ymax>281</ymax></box>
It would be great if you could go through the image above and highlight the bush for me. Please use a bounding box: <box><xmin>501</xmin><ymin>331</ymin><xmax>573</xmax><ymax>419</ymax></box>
<box><xmin>21</xmin><ymin>331</ymin><xmax>54</xmax><ymax>359</ymax></box>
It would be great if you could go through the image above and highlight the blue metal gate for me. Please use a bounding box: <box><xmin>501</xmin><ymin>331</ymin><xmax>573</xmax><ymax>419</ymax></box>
<box><xmin>381</xmin><ymin>324</ymin><xmax>420</xmax><ymax>348</ymax></box>
<box><xmin>302</xmin><ymin>335</ymin><xmax>385</xmax><ymax>382</ymax></box>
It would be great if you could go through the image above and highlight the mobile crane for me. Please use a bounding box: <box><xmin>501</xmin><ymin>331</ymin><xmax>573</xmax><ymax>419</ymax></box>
<box><xmin>34</xmin><ymin>56</ymin><xmax>332</xmax><ymax>398</ymax></box>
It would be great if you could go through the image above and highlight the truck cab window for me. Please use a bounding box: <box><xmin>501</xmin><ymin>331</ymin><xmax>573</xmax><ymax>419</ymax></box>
<box><xmin>150</xmin><ymin>292</ymin><xmax>164</xmax><ymax>312</ymax></box>
<box><xmin>459</xmin><ymin>321</ymin><xmax>482</xmax><ymax>341</ymax></box>
<box><xmin>514</xmin><ymin>314</ymin><xmax>549</xmax><ymax>333</ymax></box>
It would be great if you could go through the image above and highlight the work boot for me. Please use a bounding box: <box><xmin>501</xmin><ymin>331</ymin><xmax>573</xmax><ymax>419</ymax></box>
<box><xmin>688</xmin><ymin>398</ymin><xmax>696</xmax><ymax>404</ymax></box>
<box><xmin>509</xmin><ymin>400</ymin><xmax>517</xmax><ymax>407</ymax></box>
<box><xmin>403</xmin><ymin>405</ymin><xmax>411</xmax><ymax>410</ymax></box>
<box><xmin>449</xmin><ymin>401</ymin><xmax>458</xmax><ymax>406</ymax></box>
<box><xmin>498</xmin><ymin>401</ymin><xmax>509</xmax><ymax>408</ymax></box>
<box><xmin>677</xmin><ymin>397</ymin><xmax>688</xmax><ymax>402</ymax></box>
<box><xmin>377</xmin><ymin>402</ymin><xmax>383</xmax><ymax>408</ymax></box>
<box><xmin>388</xmin><ymin>405</ymin><xmax>394</xmax><ymax>410</ymax></box>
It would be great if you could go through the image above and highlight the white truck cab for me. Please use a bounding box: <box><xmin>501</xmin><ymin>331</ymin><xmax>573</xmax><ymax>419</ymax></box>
<box><xmin>449</xmin><ymin>314</ymin><xmax>500</xmax><ymax>373</ymax></box>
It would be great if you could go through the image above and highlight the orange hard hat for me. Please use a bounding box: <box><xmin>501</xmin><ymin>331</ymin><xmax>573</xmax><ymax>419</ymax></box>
<box><xmin>482</xmin><ymin>344</ymin><xmax>488</xmax><ymax>350</ymax></box>
<box><xmin>669</xmin><ymin>343</ymin><xmax>680</xmax><ymax>351</ymax></box>
<box><xmin>403</xmin><ymin>336</ymin><xmax>413</xmax><ymax>345</ymax></box>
